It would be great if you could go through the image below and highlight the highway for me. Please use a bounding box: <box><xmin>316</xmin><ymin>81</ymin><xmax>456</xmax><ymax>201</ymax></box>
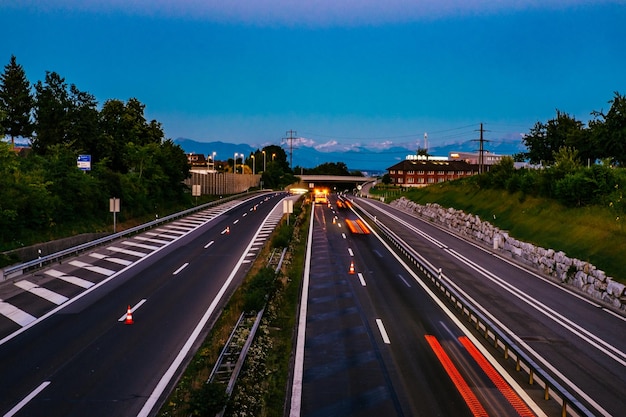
<box><xmin>0</xmin><ymin>192</ymin><xmax>288</xmax><ymax>417</ymax></box>
<box><xmin>290</xmin><ymin>199</ymin><xmax>548</xmax><ymax>417</ymax></box>
<box><xmin>346</xmin><ymin>196</ymin><xmax>626</xmax><ymax>417</ymax></box>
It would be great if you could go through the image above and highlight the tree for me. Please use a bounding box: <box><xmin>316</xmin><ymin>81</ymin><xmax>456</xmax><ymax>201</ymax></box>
<box><xmin>591</xmin><ymin>92</ymin><xmax>626</xmax><ymax>165</ymax></box>
<box><xmin>33</xmin><ymin>71</ymin><xmax>71</xmax><ymax>154</ymax></box>
<box><xmin>522</xmin><ymin>111</ymin><xmax>585</xmax><ymax>165</ymax></box>
<box><xmin>0</xmin><ymin>55</ymin><xmax>34</xmax><ymax>146</ymax></box>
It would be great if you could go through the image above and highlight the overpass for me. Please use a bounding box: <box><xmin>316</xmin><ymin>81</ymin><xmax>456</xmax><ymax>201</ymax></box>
<box><xmin>291</xmin><ymin>174</ymin><xmax>377</xmax><ymax>193</ymax></box>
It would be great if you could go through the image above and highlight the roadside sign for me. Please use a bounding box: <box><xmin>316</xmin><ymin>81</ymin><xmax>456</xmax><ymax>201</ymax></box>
<box><xmin>77</xmin><ymin>154</ymin><xmax>91</xmax><ymax>171</ymax></box>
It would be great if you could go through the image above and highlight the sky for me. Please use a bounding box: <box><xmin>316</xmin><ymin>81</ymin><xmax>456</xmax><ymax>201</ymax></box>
<box><xmin>1</xmin><ymin>0</ymin><xmax>625</xmax><ymax>155</ymax></box>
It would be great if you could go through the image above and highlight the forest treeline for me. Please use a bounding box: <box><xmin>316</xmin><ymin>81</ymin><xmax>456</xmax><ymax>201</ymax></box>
<box><xmin>0</xmin><ymin>55</ymin><xmax>190</xmax><ymax>248</ymax></box>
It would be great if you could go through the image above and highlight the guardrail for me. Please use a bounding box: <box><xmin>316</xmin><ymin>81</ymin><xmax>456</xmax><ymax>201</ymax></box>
<box><xmin>353</xmin><ymin>200</ymin><xmax>594</xmax><ymax>417</ymax></box>
<box><xmin>1</xmin><ymin>192</ymin><xmax>263</xmax><ymax>281</ymax></box>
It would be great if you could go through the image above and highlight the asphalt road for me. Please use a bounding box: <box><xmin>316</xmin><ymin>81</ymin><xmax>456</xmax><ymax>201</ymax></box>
<box><xmin>0</xmin><ymin>192</ymin><xmax>288</xmax><ymax>417</ymax></box>
<box><xmin>350</xmin><ymin>196</ymin><xmax>626</xmax><ymax>417</ymax></box>
<box><xmin>291</xmin><ymin>199</ymin><xmax>545</xmax><ymax>416</ymax></box>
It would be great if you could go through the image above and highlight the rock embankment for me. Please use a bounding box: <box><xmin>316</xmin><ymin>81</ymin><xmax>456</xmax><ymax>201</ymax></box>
<box><xmin>390</xmin><ymin>197</ymin><xmax>625</xmax><ymax>312</ymax></box>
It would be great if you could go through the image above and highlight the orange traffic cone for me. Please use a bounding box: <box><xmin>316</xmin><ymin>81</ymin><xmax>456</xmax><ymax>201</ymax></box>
<box><xmin>349</xmin><ymin>260</ymin><xmax>355</xmax><ymax>275</ymax></box>
<box><xmin>124</xmin><ymin>305</ymin><xmax>134</xmax><ymax>325</ymax></box>
<box><xmin>226</xmin><ymin>226</ymin><xmax>230</xmax><ymax>234</ymax></box>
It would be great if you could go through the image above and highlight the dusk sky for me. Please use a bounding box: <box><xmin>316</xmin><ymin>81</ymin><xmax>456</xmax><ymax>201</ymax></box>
<box><xmin>1</xmin><ymin>1</ymin><xmax>625</xmax><ymax>154</ymax></box>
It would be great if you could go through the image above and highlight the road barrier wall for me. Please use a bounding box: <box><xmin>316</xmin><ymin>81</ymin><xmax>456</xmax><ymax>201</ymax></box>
<box><xmin>390</xmin><ymin>197</ymin><xmax>626</xmax><ymax>313</ymax></box>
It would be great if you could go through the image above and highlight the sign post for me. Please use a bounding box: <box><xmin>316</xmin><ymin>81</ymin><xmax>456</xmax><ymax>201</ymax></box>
<box><xmin>283</xmin><ymin>199</ymin><xmax>293</xmax><ymax>225</ymax></box>
<box><xmin>109</xmin><ymin>198</ymin><xmax>120</xmax><ymax>233</ymax></box>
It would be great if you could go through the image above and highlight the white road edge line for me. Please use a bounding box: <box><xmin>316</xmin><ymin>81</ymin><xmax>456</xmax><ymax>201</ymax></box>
<box><xmin>288</xmin><ymin>201</ymin><xmax>315</xmax><ymax>417</ymax></box>
<box><xmin>375</xmin><ymin>319</ymin><xmax>391</xmax><ymax>344</ymax></box>
<box><xmin>3</xmin><ymin>381</ymin><xmax>50</xmax><ymax>417</ymax></box>
<box><xmin>173</xmin><ymin>263</ymin><xmax>189</xmax><ymax>275</ymax></box>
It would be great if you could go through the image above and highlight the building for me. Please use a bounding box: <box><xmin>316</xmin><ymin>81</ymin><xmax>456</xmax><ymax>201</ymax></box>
<box><xmin>386</xmin><ymin>158</ymin><xmax>478</xmax><ymax>187</ymax></box>
<box><xmin>186</xmin><ymin>153</ymin><xmax>208</xmax><ymax>168</ymax></box>
<box><xmin>448</xmin><ymin>151</ymin><xmax>505</xmax><ymax>166</ymax></box>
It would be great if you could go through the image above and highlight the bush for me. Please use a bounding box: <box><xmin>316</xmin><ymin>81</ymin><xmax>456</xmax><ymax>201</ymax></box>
<box><xmin>243</xmin><ymin>267</ymin><xmax>279</xmax><ymax>312</ymax></box>
<box><xmin>187</xmin><ymin>382</ymin><xmax>228</xmax><ymax>417</ymax></box>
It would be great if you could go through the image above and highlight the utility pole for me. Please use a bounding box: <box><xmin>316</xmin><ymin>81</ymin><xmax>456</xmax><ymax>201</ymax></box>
<box><xmin>284</xmin><ymin>129</ymin><xmax>297</xmax><ymax>169</ymax></box>
<box><xmin>472</xmin><ymin>123</ymin><xmax>490</xmax><ymax>174</ymax></box>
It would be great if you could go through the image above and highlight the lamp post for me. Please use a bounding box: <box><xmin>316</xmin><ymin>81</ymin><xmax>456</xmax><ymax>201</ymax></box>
<box><xmin>212</xmin><ymin>151</ymin><xmax>216</xmax><ymax>171</ymax></box>
<box><xmin>233</xmin><ymin>152</ymin><xmax>239</xmax><ymax>174</ymax></box>
<box><xmin>251</xmin><ymin>154</ymin><xmax>255</xmax><ymax>175</ymax></box>
<box><xmin>262</xmin><ymin>150</ymin><xmax>266</xmax><ymax>172</ymax></box>
<box><xmin>272</xmin><ymin>153</ymin><xmax>276</xmax><ymax>161</ymax></box>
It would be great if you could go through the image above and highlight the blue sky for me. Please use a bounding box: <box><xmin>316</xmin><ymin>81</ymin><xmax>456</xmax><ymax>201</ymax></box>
<box><xmin>1</xmin><ymin>1</ymin><xmax>625</xmax><ymax>154</ymax></box>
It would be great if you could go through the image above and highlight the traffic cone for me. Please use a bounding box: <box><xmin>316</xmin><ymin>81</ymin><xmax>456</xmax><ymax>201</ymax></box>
<box><xmin>124</xmin><ymin>305</ymin><xmax>134</xmax><ymax>325</ymax></box>
<box><xmin>226</xmin><ymin>226</ymin><xmax>230</xmax><ymax>234</ymax></box>
<box><xmin>349</xmin><ymin>260</ymin><xmax>355</xmax><ymax>275</ymax></box>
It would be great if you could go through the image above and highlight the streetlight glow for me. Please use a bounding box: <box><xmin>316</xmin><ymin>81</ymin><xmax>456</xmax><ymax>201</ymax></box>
<box><xmin>262</xmin><ymin>150</ymin><xmax>266</xmax><ymax>172</ymax></box>
<box><xmin>251</xmin><ymin>154</ymin><xmax>255</xmax><ymax>175</ymax></box>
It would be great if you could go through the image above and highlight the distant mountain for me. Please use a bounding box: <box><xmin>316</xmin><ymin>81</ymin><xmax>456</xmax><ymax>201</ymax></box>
<box><xmin>173</xmin><ymin>137</ymin><xmax>526</xmax><ymax>172</ymax></box>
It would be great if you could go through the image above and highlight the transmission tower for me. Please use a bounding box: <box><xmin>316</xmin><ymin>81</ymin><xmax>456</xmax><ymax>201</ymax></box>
<box><xmin>472</xmin><ymin>123</ymin><xmax>491</xmax><ymax>174</ymax></box>
<box><xmin>283</xmin><ymin>129</ymin><xmax>297</xmax><ymax>169</ymax></box>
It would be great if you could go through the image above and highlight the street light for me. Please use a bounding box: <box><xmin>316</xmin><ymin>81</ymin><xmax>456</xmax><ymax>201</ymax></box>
<box><xmin>251</xmin><ymin>154</ymin><xmax>255</xmax><ymax>175</ymax></box>
<box><xmin>262</xmin><ymin>150</ymin><xmax>266</xmax><ymax>172</ymax></box>
<box><xmin>233</xmin><ymin>152</ymin><xmax>239</xmax><ymax>174</ymax></box>
<box><xmin>272</xmin><ymin>153</ymin><xmax>276</xmax><ymax>161</ymax></box>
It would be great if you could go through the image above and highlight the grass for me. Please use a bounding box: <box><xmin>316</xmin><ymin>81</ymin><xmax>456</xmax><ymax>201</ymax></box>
<box><xmin>372</xmin><ymin>181</ymin><xmax>625</xmax><ymax>282</ymax></box>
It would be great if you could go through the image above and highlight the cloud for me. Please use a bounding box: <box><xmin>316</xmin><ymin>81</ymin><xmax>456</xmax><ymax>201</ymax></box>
<box><xmin>314</xmin><ymin>140</ymin><xmax>339</xmax><ymax>151</ymax></box>
<box><xmin>10</xmin><ymin>0</ymin><xmax>616</xmax><ymax>26</ymax></box>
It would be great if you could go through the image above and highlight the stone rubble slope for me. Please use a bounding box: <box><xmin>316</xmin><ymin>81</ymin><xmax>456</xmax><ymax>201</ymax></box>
<box><xmin>390</xmin><ymin>197</ymin><xmax>625</xmax><ymax>312</ymax></box>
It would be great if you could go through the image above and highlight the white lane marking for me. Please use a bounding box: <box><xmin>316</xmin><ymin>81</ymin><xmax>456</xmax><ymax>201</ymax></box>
<box><xmin>341</xmin><ymin>233</ymin><xmax>346</xmax><ymax>239</ymax></box>
<box><xmin>14</xmin><ymin>281</ymin><xmax>68</xmax><ymax>305</ymax></box>
<box><xmin>134</xmin><ymin>236</ymin><xmax>172</xmax><ymax>245</ymax></box>
<box><xmin>154</xmin><ymin>228</ymin><xmax>185</xmax><ymax>235</ymax></box>
<box><xmin>4</xmin><ymin>381</ymin><xmax>51</xmax><ymax>417</ymax></box>
<box><xmin>243</xmin><ymin>213</ymin><xmax>247</xmax><ymax>217</ymax></box>
<box><xmin>397</xmin><ymin>274</ymin><xmax>411</xmax><ymax>287</ymax></box>
<box><xmin>118</xmin><ymin>299</ymin><xmax>147</xmax><ymax>321</ymax></box>
<box><xmin>347</xmin><ymin>248</ymin><xmax>354</xmax><ymax>257</ymax></box>
<box><xmin>121</xmin><ymin>241</ymin><xmax>160</xmax><ymax>250</ymax></box>
<box><xmin>289</xmin><ymin>201</ymin><xmax>316</xmax><ymax>417</ymax></box>
<box><xmin>204</xmin><ymin>240</ymin><xmax>215</xmax><ymax>249</ymax></box>
<box><xmin>89</xmin><ymin>253</ymin><xmax>133</xmax><ymax>266</ymax></box>
<box><xmin>45</xmin><ymin>269</ymin><xmax>94</xmax><ymax>289</ymax></box>
<box><xmin>106</xmin><ymin>246</ymin><xmax>147</xmax><ymax>258</ymax></box>
<box><xmin>173</xmin><ymin>263</ymin><xmax>189</xmax><ymax>275</ymax></box>
<box><xmin>233</xmin><ymin>219</ymin><xmax>240</xmax><ymax>224</ymax></box>
<box><xmin>357</xmin><ymin>272</ymin><xmax>366</xmax><ymax>287</ymax></box>
<box><xmin>0</xmin><ymin>301</ymin><xmax>37</xmax><ymax>326</ymax></box>
<box><xmin>68</xmin><ymin>260</ymin><xmax>115</xmax><ymax>276</ymax></box>
<box><xmin>375</xmin><ymin>319</ymin><xmax>391</xmax><ymax>344</ymax></box>
<box><xmin>373</xmin><ymin>249</ymin><xmax>383</xmax><ymax>258</ymax></box>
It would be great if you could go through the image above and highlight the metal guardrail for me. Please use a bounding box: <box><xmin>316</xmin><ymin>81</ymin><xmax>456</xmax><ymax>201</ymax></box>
<box><xmin>352</xmin><ymin>200</ymin><xmax>594</xmax><ymax>417</ymax></box>
<box><xmin>1</xmin><ymin>192</ymin><xmax>262</xmax><ymax>281</ymax></box>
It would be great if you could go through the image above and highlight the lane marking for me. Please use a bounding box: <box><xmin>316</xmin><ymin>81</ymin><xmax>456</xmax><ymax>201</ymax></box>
<box><xmin>45</xmin><ymin>269</ymin><xmax>94</xmax><ymax>289</ymax></box>
<box><xmin>341</xmin><ymin>233</ymin><xmax>346</xmax><ymax>239</ymax></box>
<box><xmin>106</xmin><ymin>246</ymin><xmax>147</xmax><ymax>258</ymax></box>
<box><xmin>134</xmin><ymin>236</ymin><xmax>172</xmax><ymax>245</ymax></box>
<box><xmin>0</xmin><ymin>301</ymin><xmax>37</xmax><ymax>327</ymax></box>
<box><xmin>233</xmin><ymin>219</ymin><xmax>240</xmax><ymax>224</ymax></box>
<box><xmin>14</xmin><ymin>280</ymin><xmax>68</xmax><ymax>305</ymax></box>
<box><xmin>89</xmin><ymin>253</ymin><xmax>133</xmax><ymax>266</ymax></box>
<box><xmin>357</xmin><ymin>272</ymin><xmax>366</xmax><ymax>287</ymax></box>
<box><xmin>347</xmin><ymin>248</ymin><xmax>354</xmax><ymax>257</ymax></box>
<box><xmin>204</xmin><ymin>240</ymin><xmax>215</xmax><ymax>249</ymax></box>
<box><xmin>397</xmin><ymin>274</ymin><xmax>411</xmax><ymax>288</ymax></box>
<box><xmin>173</xmin><ymin>263</ymin><xmax>189</xmax><ymax>275</ymax></box>
<box><xmin>4</xmin><ymin>381</ymin><xmax>51</xmax><ymax>417</ymax></box>
<box><xmin>68</xmin><ymin>260</ymin><xmax>115</xmax><ymax>276</ymax></box>
<box><xmin>424</xmin><ymin>335</ymin><xmax>488</xmax><ymax>417</ymax></box>
<box><xmin>375</xmin><ymin>318</ymin><xmax>391</xmax><ymax>344</ymax></box>
<box><xmin>121</xmin><ymin>241</ymin><xmax>160</xmax><ymax>251</ymax></box>
<box><xmin>118</xmin><ymin>299</ymin><xmax>147</xmax><ymax>321</ymax></box>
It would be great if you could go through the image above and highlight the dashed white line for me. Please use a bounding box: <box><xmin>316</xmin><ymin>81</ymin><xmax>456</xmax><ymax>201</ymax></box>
<box><xmin>106</xmin><ymin>246</ymin><xmax>147</xmax><ymax>258</ymax></box>
<box><xmin>375</xmin><ymin>319</ymin><xmax>391</xmax><ymax>344</ymax></box>
<box><xmin>357</xmin><ymin>272</ymin><xmax>366</xmax><ymax>286</ymax></box>
<box><xmin>204</xmin><ymin>240</ymin><xmax>215</xmax><ymax>249</ymax></box>
<box><xmin>233</xmin><ymin>219</ymin><xmax>240</xmax><ymax>224</ymax></box>
<box><xmin>68</xmin><ymin>260</ymin><xmax>115</xmax><ymax>276</ymax></box>
<box><xmin>118</xmin><ymin>299</ymin><xmax>147</xmax><ymax>321</ymax></box>
<box><xmin>397</xmin><ymin>274</ymin><xmax>411</xmax><ymax>288</ymax></box>
<box><xmin>89</xmin><ymin>253</ymin><xmax>133</xmax><ymax>266</ymax></box>
<box><xmin>173</xmin><ymin>263</ymin><xmax>189</xmax><ymax>275</ymax></box>
<box><xmin>347</xmin><ymin>248</ymin><xmax>354</xmax><ymax>257</ymax></box>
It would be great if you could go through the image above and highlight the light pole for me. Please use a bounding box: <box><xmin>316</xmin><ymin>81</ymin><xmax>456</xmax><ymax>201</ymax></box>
<box><xmin>262</xmin><ymin>150</ymin><xmax>266</xmax><ymax>172</ymax></box>
<box><xmin>251</xmin><ymin>154</ymin><xmax>255</xmax><ymax>175</ymax></box>
<box><xmin>212</xmin><ymin>151</ymin><xmax>216</xmax><ymax>171</ymax></box>
<box><xmin>272</xmin><ymin>153</ymin><xmax>276</xmax><ymax>161</ymax></box>
<box><xmin>233</xmin><ymin>152</ymin><xmax>239</xmax><ymax>174</ymax></box>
